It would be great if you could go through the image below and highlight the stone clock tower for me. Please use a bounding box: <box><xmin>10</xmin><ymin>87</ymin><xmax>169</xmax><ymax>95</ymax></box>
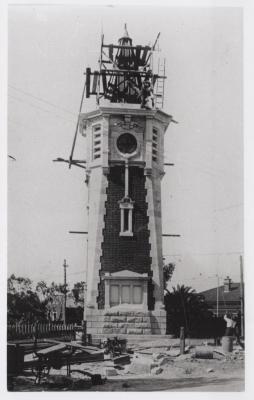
<box><xmin>78</xmin><ymin>27</ymin><xmax>172</xmax><ymax>335</ymax></box>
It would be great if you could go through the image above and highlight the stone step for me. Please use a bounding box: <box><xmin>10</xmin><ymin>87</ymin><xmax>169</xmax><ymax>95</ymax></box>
<box><xmin>89</xmin><ymin>335</ymin><xmax>210</xmax><ymax>347</ymax></box>
<box><xmin>91</xmin><ymin>334</ymin><xmax>172</xmax><ymax>341</ymax></box>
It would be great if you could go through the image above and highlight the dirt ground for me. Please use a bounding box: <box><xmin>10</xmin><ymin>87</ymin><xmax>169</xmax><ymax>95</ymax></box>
<box><xmin>8</xmin><ymin>341</ymin><xmax>245</xmax><ymax>392</ymax></box>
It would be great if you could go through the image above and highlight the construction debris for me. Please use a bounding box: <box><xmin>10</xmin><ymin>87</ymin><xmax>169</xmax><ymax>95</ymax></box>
<box><xmin>175</xmin><ymin>353</ymin><xmax>193</xmax><ymax>361</ymax></box>
<box><xmin>166</xmin><ymin>348</ymin><xmax>181</xmax><ymax>357</ymax></box>
<box><xmin>70</xmin><ymin>369</ymin><xmax>105</xmax><ymax>385</ymax></box>
<box><xmin>103</xmin><ymin>337</ymin><xmax>127</xmax><ymax>357</ymax></box>
<box><xmin>113</xmin><ymin>354</ymin><xmax>130</xmax><ymax>365</ymax></box>
<box><xmin>104</xmin><ymin>368</ymin><xmax>119</xmax><ymax>377</ymax></box>
<box><xmin>126</xmin><ymin>355</ymin><xmax>156</xmax><ymax>375</ymax></box>
<box><xmin>158</xmin><ymin>356</ymin><xmax>173</xmax><ymax>366</ymax></box>
<box><xmin>153</xmin><ymin>353</ymin><xmax>165</xmax><ymax>361</ymax></box>
<box><xmin>8</xmin><ymin>335</ymin><xmax>245</xmax><ymax>391</ymax></box>
<box><xmin>213</xmin><ymin>349</ymin><xmax>226</xmax><ymax>358</ymax></box>
<box><xmin>151</xmin><ymin>366</ymin><xmax>163</xmax><ymax>375</ymax></box>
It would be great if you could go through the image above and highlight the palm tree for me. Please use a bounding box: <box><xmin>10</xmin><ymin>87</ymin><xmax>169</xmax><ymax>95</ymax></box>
<box><xmin>163</xmin><ymin>262</ymin><xmax>175</xmax><ymax>290</ymax></box>
<box><xmin>164</xmin><ymin>284</ymin><xmax>211</xmax><ymax>337</ymax></box>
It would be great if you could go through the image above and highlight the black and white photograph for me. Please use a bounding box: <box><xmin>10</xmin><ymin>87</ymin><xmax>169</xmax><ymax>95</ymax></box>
<box><xmin>3</xmin><ymin>1</ymin><xmax>247</xmax><ymax>393</ymax></box>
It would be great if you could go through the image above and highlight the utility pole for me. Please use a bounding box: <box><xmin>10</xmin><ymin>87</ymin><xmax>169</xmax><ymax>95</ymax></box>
<box><xmin>240</xmin><ymin>255</ymin><xmax>244</xmax><ymax>337</ymax></box>
<box><xmin>63</xmin><ymin>259</ymin><xmax>68</xmax><ymax>325</ymax></box>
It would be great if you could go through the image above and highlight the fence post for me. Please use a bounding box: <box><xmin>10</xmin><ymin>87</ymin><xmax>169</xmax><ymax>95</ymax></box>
<box><xmin>33</xmin><ymin>321</ymin><xmax>38</xmax><ymax>352</ymax></box>
<box><xmin>72</xmin><ymin>324</ymin><xmax>75</xmax><ymax>341</ymax></box>
<box><xmin>180</xmin><ymin>326</ymin><xmax>185</xmax><ymax>355</ymax></box>
<box><xmin>82</xmin><ymin>320</ymin><xmax>87</xmax><ymax>346</ymax></box>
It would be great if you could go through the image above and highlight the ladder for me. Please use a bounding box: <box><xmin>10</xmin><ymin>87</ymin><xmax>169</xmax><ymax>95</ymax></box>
<box><xmin>155</xmin><ymin>58</ymin><xmax>166</xmax><ymax>109</ymax></box>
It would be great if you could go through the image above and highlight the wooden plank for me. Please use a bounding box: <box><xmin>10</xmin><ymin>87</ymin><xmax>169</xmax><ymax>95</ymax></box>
<box><xmin>140</xmin><ymin>46</ymin><xmax>150</xmax><ymax>66</ymax></box>
<box><xmin>47</xmin><ymin>340</ymin><xmax>104</xmax><ymax>354</ymax></box>
<box><xmin>108</xmin><ymin>44</ymin><xmax>113</xmax><ymax>61</ymax></box>
<box><xmin>36</xmin><ymin>343</ymin><xmax>66</xmax><ymax>355</ymax></box>
<box><xmin>92</xmin><ymin>72</ymin><xmax>99</xmax><ymax>94</ymax></box>
<box><xmin>103</xmin><ymin>44</ymin><xmax>152</xmax><ymax>51</ymax></box>
<box><xmin>102</xmin><ymin>70</ymin><xmax>107</xmax><ymax>93</ymax></box>
<box><xmin>85</xmin><ymin>67</ymin><xmax>91</xmax><ymax>98</ymax></box>
<box><xmin>134</xmin><ymin>45</ymin><xmax>141</xmax><ymax>69</ymax></box>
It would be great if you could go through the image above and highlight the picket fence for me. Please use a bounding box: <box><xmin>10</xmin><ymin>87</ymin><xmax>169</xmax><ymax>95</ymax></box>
<box><xmin>7</xmin><ymin>322</ymin><xmax>78</xmax><ymax>341</ymax></box>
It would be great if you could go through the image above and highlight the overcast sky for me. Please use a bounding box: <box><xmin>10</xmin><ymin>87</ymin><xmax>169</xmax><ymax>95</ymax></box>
<box><xmin>8</xmin><ymin>5</ymin><xmax>243</xmax><ymax>292</ymax></box>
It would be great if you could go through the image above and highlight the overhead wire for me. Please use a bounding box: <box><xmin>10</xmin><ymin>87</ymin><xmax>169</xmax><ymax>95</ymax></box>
<box><xmin>163</xmin><ymin>251</ymin><xmax>242</xmax><ymax>257</ymax></box>
<box><xmin>9</xmin><ymin>85</ymin><xmax>241</xmax><ymax>183</ymax></box>
<box><xmin>213</xmin><ymin>203</ymin><xmax>243</xmax><ymax>212</ymax></box>
<box><xmin>9</xmin><ymin>84</ymin><xmax>242</xmax><ymax>187</ymax></box>
<box><xmin>9</xmin><ymin>94</ymin><xmax>76</xmax><ymax>124</ymax></box>
<box><xmin>9</xmin><ymin>84</ymin><xmax>78</xmax><ymax>117</ymax></box>
<box><xmin>164</xmin><ymin>153</ymin><xmax>242</xmax><ymax>182</ymax></box>
<box><xmin>8</xmin><ymin>118</ymin><xmax>32</xmax><ymax>131</ymax></box>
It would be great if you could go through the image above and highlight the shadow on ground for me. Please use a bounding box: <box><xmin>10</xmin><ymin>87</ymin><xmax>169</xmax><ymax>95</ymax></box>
<box><xmin>10</xmin><ymin>375</ymin><xmax>244</xmax><ymax>392</ymax></box>
<box><xmin>90</xmin><ymin>376</ymin><xmax>244</xmax><ymax>392</ymax></box>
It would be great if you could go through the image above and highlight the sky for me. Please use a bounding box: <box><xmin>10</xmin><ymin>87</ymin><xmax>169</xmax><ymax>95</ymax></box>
<box><xmin>7</xmin><ymin>5</ymin><xmax>243</xmax><ymax>292</ymax></box>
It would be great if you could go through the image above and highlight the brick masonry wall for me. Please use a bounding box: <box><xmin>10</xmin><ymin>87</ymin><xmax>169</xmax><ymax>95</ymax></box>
<box><xmin>99</xmin><ymin>166</ymin><xmax>154</xmax><ymax>308</ymax></box>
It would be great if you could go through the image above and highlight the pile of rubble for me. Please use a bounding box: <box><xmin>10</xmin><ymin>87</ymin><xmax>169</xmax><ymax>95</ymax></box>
<box><xmin>8</xmin><ymin>336</ymin><xmax>245</xmax><ymax>391</ymax></box>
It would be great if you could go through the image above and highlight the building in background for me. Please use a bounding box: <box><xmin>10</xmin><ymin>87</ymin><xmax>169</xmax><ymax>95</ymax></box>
<box><xmin>199</xmin><ymin>276</ymin><xmax>241</xmax><ymax>316</ymax></box>
<box><xmin>46</xmin><ymin>293</ymin><xmax>83</xmax><ymax>324</ymax></box>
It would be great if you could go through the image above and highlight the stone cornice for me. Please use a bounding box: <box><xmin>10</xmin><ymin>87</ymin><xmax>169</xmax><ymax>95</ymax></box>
<box><xmin>103</xmin><ymin>270</ymin><xmax>149</xmax><ymax>281</ymax></box>
<box><xmin>80</xmin><ymin>106</ymin><xmax>172</xmax><ymax>127</ymax></box>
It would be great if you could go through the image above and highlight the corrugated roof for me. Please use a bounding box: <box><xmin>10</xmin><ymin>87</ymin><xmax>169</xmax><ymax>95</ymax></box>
<box><xmin>199</xmin><ymin>283</ymin><xmax>241</xmax><ymax>302</ymax></box>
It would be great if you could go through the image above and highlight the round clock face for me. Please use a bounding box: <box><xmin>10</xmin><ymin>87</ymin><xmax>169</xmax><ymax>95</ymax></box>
<box><xmin>117</xmin><ymin>133</ymin><xmax>137</xmax><ymax>155</ymax></box>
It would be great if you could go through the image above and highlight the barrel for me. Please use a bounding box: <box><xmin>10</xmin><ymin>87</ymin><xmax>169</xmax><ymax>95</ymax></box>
<box><xmin>222</xmin><ymin>336</ymin><xmax>233</xmax><ymax>352</ymax></box>
<box><xmin>194</xmin><ymin>347</ymin><xmax>213</xmax><ymax>359</ymax></box>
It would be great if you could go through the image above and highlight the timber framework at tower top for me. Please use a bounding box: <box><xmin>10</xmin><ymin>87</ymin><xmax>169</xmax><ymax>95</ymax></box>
<box><xmin>85</xmin><ymin>24</ymin><xmax>166</xmax><ymax>109</ymax></box>
<box><xmin>57</xmin><ymin>24</ymin><xmax>176</xmax><ymax>170</ymax></box>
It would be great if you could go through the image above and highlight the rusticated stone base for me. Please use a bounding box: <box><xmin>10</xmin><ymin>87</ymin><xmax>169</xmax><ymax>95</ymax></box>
<box><xmin>86</xmin><ymin>308</ymin><xmax>166</xmax><ymax>335</ymax></box>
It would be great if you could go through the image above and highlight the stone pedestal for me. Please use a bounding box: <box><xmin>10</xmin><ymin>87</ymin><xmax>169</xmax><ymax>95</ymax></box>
<box><xmin>86</xmin><ymin>308</ymin><xmax>166</xmax><ymax>336</ymax></box>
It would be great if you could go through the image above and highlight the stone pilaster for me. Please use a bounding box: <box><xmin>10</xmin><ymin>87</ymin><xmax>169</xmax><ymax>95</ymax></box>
<box><xmin>86</xmin><ymin>168</ymin><xmax>108</xmax><ymax>310</ymax></box>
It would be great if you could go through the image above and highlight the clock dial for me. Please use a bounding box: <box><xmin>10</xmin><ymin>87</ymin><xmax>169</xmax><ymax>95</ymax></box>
<box><xmin>117</xmin><ymin>133</ymin><xmax>137</xmax><ymax>154</ymax></box>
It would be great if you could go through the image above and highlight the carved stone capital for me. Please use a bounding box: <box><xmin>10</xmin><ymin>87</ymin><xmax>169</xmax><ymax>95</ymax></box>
<box><xmin>144</xmin><ymin>167</ymin><xmax>152</xmax><ymax>176</ymax></box>
<box><xmin>159</xmin><ymin>171</ymin><xmax>166</xmax><ymax>179</ymax></box>
<box><xmin>102</xmin><ymin>166</ymin><xmax>109</xmax><ymax>175</ymax></box>
<box><xmin>85</xmin><ymin>169</ymin><xmax>91</xmax><ymax>184</ymax></box>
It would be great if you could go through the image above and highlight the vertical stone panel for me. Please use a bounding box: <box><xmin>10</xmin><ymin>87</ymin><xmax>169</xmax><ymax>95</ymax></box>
<box><xmin>86</xmin><ymin>168</ymin><xmax>108</xmax><ymax>311</ymax></box>
<box><xmin>145</xmin><ymin>171</ymin><xmax>164</xmax><ymax>309</ymax></box>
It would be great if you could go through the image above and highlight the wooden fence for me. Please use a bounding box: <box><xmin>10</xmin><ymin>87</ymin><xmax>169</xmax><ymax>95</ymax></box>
<box><xmin>7</xmin><ymin>323</ymin><xmax>77</xmax><ymax>341</ymax></box>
